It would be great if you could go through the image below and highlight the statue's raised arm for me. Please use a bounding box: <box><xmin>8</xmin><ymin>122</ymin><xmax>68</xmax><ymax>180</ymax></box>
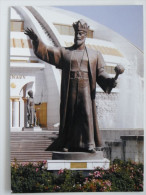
<box><xmin>24</xmin><ymin>28</ymin><xmax>62</xmax><ymax>69</ymax></box>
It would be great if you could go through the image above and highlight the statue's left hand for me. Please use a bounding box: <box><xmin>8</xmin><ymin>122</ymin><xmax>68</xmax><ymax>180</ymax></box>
<box><xmin>109</xmin><ymin>78</ymin><xmax>117</xmax><ymax>88</ymax></box>
<box><xmin>106</xmin><ymin>78</ymin><xmax>117</xmax><ymax>94</ymax></box>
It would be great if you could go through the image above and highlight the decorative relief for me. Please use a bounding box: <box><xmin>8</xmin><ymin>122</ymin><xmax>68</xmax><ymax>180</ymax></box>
<box><xmin>96</xmin><ymin>92</ymin><xmax>119</xmax><ymax>128</ymax></box>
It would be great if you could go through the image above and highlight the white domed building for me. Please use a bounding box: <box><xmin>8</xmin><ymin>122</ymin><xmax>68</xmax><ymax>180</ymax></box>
<box><xmin>10</xmin><ymin>6</ymin><xmax>144</xmax><ymax>132</ymax></box>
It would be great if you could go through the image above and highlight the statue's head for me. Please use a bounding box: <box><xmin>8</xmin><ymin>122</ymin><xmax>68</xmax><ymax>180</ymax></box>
<box><xmin>73</xmin><ymin>19</ymin><xmax>89</xmax><ymax>47</ymax></box>
<box><xmin>28</xmin><ymin>90</ymin><xmax>33</xmax><ymax>98</ymax></box>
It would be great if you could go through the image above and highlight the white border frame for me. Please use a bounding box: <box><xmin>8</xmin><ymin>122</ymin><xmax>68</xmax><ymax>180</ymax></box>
<box><xmin>0</xmin><ymin>0</ymin><xmax>145</xmax><ymax>194</ymax></box>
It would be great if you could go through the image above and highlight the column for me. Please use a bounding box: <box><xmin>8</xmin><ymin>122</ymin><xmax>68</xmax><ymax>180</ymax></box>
<box><xmin>20</xmin><ymin>98</ymin><xmax>24</xmax><ymax>128</ymax></box>
<box><xmin>10</xmin><ymin>98</ymin><xmax>13</xmax><ymax>128</ymax></box>
<box><xmin>12</xmin><ymin>98</ymin><xmax>20</xmax><ymax>128</ymax></box>
<box><xmin>23</xmin><ymin>98</ymin><xmax>27</xmax><ymax>128</ymax></box>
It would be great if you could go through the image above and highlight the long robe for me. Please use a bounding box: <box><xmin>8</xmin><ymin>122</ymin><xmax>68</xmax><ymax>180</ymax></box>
<box><xmin>27</xmin><ymin>97</ymin><xmax>35</xmax><ymax>126</ymax></box>
<box><xmin>63</xmin><ymin>49</ymin><xmax>95</xmax><ymax>151</ymax></box>
<box><xmin>33</xmin><ymin>39</ymin><xmax>113</xmax><ymax>150</ymax></box>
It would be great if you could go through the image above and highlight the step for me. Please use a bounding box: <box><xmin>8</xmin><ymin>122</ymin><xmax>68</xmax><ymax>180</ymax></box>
<box><xmin>10</xmin><ymin>131</ymin><xmax>57</xmax><ymax>162</ymax></box>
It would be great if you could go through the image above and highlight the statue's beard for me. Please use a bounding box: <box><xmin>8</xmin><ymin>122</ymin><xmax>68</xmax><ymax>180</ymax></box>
<box><xmin>74</xmin><ymin>39</ymin><xmax>85</xmax><ymax>47</ymax></box>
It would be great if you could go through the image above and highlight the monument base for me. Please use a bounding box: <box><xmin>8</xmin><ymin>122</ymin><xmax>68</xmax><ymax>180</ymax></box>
<box><xmin>52</xmin><ymin>151</ymin><xmax>104</xmax><ymax>160</ymax></box>
<box><xmin>47</xmin><ymin>151</ymin><xmax>110</xmax><ymax>170</ymax></box>
<box><xmin>22</xmin><ymin>126</ymin><xmax>42</xmax><ymax>131</ymax></box>
<box><xmin>47</xmin><ymin>159</ymin><xmax>110</xmax><ymax>170</ymax></box>
<box><xmin>33</xmin><ymin>126</ymin><xmax>42</xmax><ymax>131</ymax></box>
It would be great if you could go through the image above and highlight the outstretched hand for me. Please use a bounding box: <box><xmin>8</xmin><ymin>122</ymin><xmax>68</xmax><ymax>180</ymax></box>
<box><xmin>24</xmin><ymin>28</ymin><xmax>38</xmax><ymax>41</ymax></box>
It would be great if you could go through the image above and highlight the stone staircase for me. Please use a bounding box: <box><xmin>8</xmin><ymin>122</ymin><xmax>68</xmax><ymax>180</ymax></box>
<box><xmin>11</xmin><ymin>131</ymin><xmax>58</xmax><ymax>163</ymax></box>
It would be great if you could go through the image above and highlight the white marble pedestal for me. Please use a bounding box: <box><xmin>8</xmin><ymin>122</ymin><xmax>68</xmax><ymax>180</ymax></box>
<box><xmin>47</xmin><ymin>158</ymin><xmax>110</xmax><ymax>170</ymax></box>
<box><xmin>22</xmin><ymin>126</ymin><xmax>42</xmax><ymax>131</ymax></box>
<box><xmin>47</xmin><ymin>151</ymin><xmax>110</xmax><ymax>170</ymax></box>
<box><xmin>33</xmin><ymin>126</ymin><xmax>42</xmax><ymax>131</ymax></box>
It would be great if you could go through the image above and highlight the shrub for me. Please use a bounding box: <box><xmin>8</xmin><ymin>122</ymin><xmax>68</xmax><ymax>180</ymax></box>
<box><xmin>11</xmin><ymin>159</ymin><xmax>143</xmax><ymax>193</ymax></box>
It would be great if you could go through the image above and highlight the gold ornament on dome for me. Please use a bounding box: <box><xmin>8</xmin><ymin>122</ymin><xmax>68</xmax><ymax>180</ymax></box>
<box><xmin>10</xmin><ymin>83</ymin><xmax>16</xmax><ymax>88</ymax></box>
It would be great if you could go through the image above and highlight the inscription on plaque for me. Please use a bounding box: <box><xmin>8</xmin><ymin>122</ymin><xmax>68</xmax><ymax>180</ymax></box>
<box><xmin>70</xmin><ymin>162</ymin><xmax>87</xmax><ymax>169</ymax></box>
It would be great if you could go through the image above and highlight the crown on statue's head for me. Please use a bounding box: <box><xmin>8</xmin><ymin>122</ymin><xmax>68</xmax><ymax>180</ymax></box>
<box><xmin>73</xmin><ymin>19</ymin><xmax>89</xmax><ymax>33</ymax></box>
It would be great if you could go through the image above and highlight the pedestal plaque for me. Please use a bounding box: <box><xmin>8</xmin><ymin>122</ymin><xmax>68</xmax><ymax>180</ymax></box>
<box><xmin>70</xmin><ymin>162</ymin><xmax>87</xmax><ymax>168</ymax></box>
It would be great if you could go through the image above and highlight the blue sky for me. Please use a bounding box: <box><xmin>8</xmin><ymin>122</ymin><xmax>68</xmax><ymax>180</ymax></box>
<box><xmin>56</xmin><ymin>5</ymin><xmax>143</xmax><ymax>51</ymax></box>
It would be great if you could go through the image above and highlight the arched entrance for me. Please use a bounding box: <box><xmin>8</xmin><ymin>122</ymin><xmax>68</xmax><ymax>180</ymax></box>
<box><xmin>10</xmin><ymin>79</ymin><xmax>35</xmax><ymax>131</ymax></box>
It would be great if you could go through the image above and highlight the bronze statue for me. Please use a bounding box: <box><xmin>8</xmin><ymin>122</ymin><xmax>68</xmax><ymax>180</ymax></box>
<box><xmin>27</xmin><ymin>90</ymin><xmax>36</xmax><ymax>127</ymax></box>
<box><xmin>25</xmin><ymin>19</ymin><xmax>120</xmax><ymax>153</ymax></box>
